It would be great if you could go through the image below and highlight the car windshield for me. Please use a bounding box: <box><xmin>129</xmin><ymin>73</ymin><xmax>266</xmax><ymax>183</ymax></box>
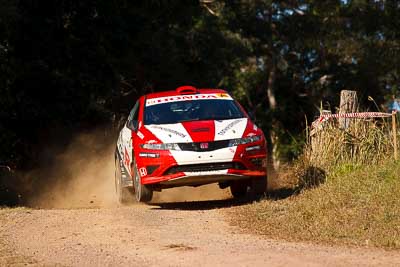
<box><xmin>144</xmin><ymin>99</ymin><xmax>246</xmax><ymax>125</ymax></box>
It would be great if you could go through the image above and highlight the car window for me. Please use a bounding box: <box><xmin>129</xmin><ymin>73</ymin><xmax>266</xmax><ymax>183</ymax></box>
<box><xmin>144</xmin><ymin>99</ymin><xmax>245</xmax><ymax>125</ymax></box>
<box><xmin>126</xmin><ymin>101</ymin><xmax>139</xmax><ymax>129</ymax></box>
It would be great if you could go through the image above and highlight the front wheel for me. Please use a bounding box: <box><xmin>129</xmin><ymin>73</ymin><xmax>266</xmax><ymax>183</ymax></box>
<box><xmin>250</xmin><ymin>176</ymin><xmax>268</xmax><ymax>199</ymax></box>
<box><xmin>133</xmin><ymin>161</ymin><xmax>153</xmax><ymax>203</ymax></box>
<box><xmin>230</xmin><ymin>180</ymin><xmax>248</xmax><ymax>198</ymax></box>
<box><xmin>115</xmin><ymin>156</ymin><xmax>133</xmax><ymax>204</ymax></box>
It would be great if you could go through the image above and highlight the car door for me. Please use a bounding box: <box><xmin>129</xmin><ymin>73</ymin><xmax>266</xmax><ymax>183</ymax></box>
<box><xmin>118</xmin><ymin>101</ymin><xmax>139</xmax><ymax>177</ymax></box>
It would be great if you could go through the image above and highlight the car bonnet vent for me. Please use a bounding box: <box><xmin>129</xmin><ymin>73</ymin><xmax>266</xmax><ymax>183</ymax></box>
<box><xmin>176</xmin><ymin>85</ymin><xmax>197</xmax><ymax>95</ymax></box>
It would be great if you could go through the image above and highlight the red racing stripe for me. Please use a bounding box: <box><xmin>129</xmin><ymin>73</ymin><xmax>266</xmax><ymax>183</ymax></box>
<box><xmin>181</xmin><ymin>120</ymin><xmax>216</xmax><ymax>142</ymax></box>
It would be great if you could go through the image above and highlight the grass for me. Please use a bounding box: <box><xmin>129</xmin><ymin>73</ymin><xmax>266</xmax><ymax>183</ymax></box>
<box><xmin>230</xmin><ymin>161</ymin><xmax>400</xmax><ymax>249</ymax></box>
<box><xmin>229</xmin><ymin>116</ymin><xmax>400</xmax><ymax>249</ymax></box>
<box><xmin>307</xmin><ymin>118</ymin><xmax>395</xmax><ymax>170</ymax></box>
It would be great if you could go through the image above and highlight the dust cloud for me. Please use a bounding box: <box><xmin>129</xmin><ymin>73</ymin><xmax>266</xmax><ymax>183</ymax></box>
<box><xmin>27</xmin><ymin>130</ymin><xmax>117</xmax><ymax>209</ymax></box>
<box><xmin>26</xmin><ymin>129</ymin><xmax>230</xmax><ymax>209</ymax></box>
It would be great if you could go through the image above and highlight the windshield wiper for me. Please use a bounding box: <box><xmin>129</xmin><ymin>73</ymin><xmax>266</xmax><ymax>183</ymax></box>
<box><xmin>209</xmin><ymin>116</ymin><xmax>244</xmax><ymax>121</ymax></box>
<box><xmin>179</xmin><ymin>116</ymin><xmax>244</xmax><ymax>122</ymax></box>
<box><xmin>178</xmin><ymin>118</ymin><xmax>201</xmax><ymax>123</ymax></box>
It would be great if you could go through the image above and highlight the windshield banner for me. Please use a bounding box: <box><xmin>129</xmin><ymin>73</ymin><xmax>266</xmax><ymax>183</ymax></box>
<box><xmin>146</xmin><ymin>93</ymin><xmax>232</xmax><ymax>106</ymax></box>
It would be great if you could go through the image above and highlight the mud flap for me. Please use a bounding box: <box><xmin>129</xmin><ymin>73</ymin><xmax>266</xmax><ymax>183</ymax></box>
<box><xmin>116</xmin><ymin>152</ymin><xmax>133</xmax><ymax>187</ymax></box>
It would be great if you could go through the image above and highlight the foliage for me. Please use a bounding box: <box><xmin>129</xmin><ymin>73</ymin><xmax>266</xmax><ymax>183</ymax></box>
<box><xmin>0</xmin><ymin>0</ymin><xmax>399</xmax><ymax>168</ymax></box>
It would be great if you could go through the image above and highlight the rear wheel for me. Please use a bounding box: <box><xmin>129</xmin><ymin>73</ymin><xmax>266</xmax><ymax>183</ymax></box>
<box><xmin>230</xmin><ymin>180</ymin><xmax>248</xmax><ymax>198</ymax></box>
<box><xmin>115</xmin><ymin>156</ymin><xmax>133</xmax><ymax>204</ymax></box>
<box><xmin>133</xmin><ymin>160</ymin><xmax>153</xmax><ymax>203</ymax></box>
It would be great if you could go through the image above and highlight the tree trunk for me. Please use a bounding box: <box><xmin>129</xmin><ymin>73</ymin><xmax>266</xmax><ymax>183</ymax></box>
<box><xmin>264</xmin><ymin>6</ymin><xmax>279</xmax><ymax>179</ymax></box>
<box><xmin>266</xmin><ymin>61</ymin><xmax>277</xmax><ymax>110</ymax></box>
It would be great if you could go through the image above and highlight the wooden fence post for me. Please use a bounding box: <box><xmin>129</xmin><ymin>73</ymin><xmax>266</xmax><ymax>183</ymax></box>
<box><xmin>393</xmin><ymin>112</ymin><xmax>398</xmax><ymax>160</ymax></box>
<box><xmin>339</xmin><ymin>90</ymin><xmax>358</xmax><ymax>129</ymax></box>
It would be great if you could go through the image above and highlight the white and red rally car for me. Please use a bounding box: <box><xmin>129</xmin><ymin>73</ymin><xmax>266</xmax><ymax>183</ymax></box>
<box><xmin>115</xmin><ymin>86</ymin><xmax>267</xmax><ymax>203</ymax></box>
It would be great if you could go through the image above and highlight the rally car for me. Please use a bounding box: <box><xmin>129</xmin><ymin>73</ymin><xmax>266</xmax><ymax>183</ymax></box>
<box><xmin>115</xmin><ymin>86</ymin><xmax>268</xmax><ymax>203</ymax></box>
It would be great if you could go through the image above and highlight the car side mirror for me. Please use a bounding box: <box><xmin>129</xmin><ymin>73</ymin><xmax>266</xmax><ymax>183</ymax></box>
<box><xmin>127</xmin><ymin>120</ymin><xmax>139</xmax><ymax>131</ymax></box>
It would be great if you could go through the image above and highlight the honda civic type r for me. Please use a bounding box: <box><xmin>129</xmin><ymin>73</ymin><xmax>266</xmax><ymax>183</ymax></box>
<box><xmin>115</xmin><ymin>86</ymin><xmax>268</xmax><ymax>203</ymax></box>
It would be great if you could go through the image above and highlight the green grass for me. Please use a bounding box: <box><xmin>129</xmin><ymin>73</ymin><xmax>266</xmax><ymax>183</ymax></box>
<box><xmin>229</xmin><ymin>161</ymin><xmax>400</xmax><ymax>249</ymax></box>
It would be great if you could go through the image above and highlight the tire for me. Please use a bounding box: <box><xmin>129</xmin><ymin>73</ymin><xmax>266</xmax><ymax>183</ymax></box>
<box><xmin>132</xmin><ymin>160</ymin><xmax>153</xmax><ymax>203</ymax></box>
<box><xmin>115</xmin><ymin>156</ymin><xmax>133</xmax><ymax>204</ymax></box>
<box><xmin>230</xmin><ymin>180</ymin><xmax>248</xmax><ymax>198</ymax></box>
<box><xmin>250</xmin><ymin>176</ymin><xmax>268</xmax><ymax>199</ymax></box>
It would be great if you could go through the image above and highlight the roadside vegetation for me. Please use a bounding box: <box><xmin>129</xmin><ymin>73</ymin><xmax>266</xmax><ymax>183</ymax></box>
<box><xmin>230</xmin><ymin>118</ymin><xmax>400</xmax><ymax>249</ymax></box>
<box><xmin>2</xmin><ymin>2</ymin><xmax>400</xmax><ymax>207</ymax></box>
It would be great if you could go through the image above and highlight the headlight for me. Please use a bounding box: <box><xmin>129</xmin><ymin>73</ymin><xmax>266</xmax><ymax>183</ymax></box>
<box><xmin>141</xmin><ymin>143</ymin><xmax>181</xmax><ymax>151</ymax></box>
<box><xmin>229</xmin><ymin>135</ymin><xmax>261</xmax><ymax>147</ymax></box>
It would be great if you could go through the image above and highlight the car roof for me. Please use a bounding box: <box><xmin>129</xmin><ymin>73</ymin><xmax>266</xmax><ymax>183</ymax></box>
<box><xmin>144</xmin><ymin>87</ymin><xmax>229</xmax><ymax>99</ymax></box>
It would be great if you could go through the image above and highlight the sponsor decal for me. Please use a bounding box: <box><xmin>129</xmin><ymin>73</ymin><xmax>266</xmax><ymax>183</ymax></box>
<box><xmin>124</xmin><ymin>148</ymin><xmax>130</xmax><ymax>169</ymax></box>
<box><xmin>192</xmin><ymin>127</ymin><xmax>210</xmax><ymax>133</ymax></box>
<box><xmin>216</xmin><ymin>93</ymin><xmax>230</xmax><ymax>98</ymax></box>
<box><xmin>151</xmin><ymin>126</ymin><xmax>186</xmax><ymax>138</ymax></box>
<box><xmin>137</xmin><ymin>131</ymin><xmax>144</xmax><ymax>139</ymax></box>
<box><xmin>146</xmin><ymin>93</ymin><xmax>233</xmax><ymax>106</ymax></box>
<box><xmin>139</xmin><ymin>167</ymin><xmax>147</xmax><ymax>177</ymax></box>
<box><xmin>217</xmin><ymin>120</ymin><xmax>241</xmax><ymax>136</ymax></box>
<box><xmin>184</xmin><ymin>169</ymin><xmax>228</xmax><ymax>176</ymax></box>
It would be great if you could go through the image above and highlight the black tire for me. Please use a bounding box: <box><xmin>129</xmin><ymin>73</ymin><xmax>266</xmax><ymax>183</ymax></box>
<box><xmin>132</xmin><ymin>160</ymin><xmax>153</xmax><ymax>203</ymax></box>
<box><xmin>250</xmin><ymin>176</ymin><xmax>268</xmax><ymax>199</ymax></box>
<box><xmin>115</xmin><ymin>156</ymin><xmax>133</xmax><ymax>204</ymax></box>
<box><xmin>230</xmin><ymin>180</ymin><xmax>248</xmax><ymax>198</ymax></box>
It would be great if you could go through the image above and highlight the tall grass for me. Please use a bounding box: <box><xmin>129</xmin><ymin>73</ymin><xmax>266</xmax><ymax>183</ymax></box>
<box><xmin>306</xmin><ymin>118</ymin><xmax>397</xmax><ymax>171</ymax></box>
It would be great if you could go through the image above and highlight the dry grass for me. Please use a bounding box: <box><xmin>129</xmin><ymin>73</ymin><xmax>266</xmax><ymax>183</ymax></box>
<box><xmin>229</xmin><ymin>117</ymin><xmax>400</xmax><ymax>249</ymax></box>
<box><xmin>230</xmin><ymin>161</ymin><xmax>400</xmax><ymax>249</ymax></box>
<box><xmin>307</xmin><ymin>118</ymin><xmax>396</xmax><ymax>170</ymax></box>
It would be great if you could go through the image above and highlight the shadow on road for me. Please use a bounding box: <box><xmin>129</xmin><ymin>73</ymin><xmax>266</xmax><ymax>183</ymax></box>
<box><xmin>149</xmin><ymin>187</ymin><xmax>302</xmax><ymax>210</ymax></box>
<box><xmin>149</xmin><ymin>198</ymin><xmax>255</xmax><ymax>211</ymax></box>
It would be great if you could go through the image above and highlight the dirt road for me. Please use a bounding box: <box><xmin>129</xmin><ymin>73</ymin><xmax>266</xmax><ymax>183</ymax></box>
<box><xmin>2</xmin><ymin>193</ymin><xmax>400</xmax><ymax>267</ymax></box>
<box><xmin>1</xmin><ymin>135</ymin><xmax>399</xmax><ymax>266</ymax></box>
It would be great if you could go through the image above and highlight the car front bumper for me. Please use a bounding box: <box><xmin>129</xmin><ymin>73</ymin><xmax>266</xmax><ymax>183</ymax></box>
<box><xmin>143</xmin><ymin>169</ymin><xmax>266</xmax><ymax>188</ymax></box>
<box><xmin>136</xmin><ymin>141</ymin><xmax>267</xmax><ymax>188</ymax></box>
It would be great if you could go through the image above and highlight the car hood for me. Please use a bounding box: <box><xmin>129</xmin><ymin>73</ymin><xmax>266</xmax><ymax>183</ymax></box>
<box><xmin>144</xmin><ymin>118</ymin><xmax>249</xmax><ymax>143</ymax></box>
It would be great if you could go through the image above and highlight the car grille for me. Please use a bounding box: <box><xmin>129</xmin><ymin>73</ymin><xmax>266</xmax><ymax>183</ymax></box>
<box><xmin>177</xmin><ymin>140</ymin><xmax>230</xmax><ymax>152</ymax></box>
<box><xmin>165</xmin><ymin>162</ymin><xmax>245</xmax><ymax>175</ymax></box>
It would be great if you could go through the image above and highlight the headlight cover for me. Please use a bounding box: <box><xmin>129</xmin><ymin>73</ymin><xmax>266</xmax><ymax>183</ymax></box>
<box><xmin>228</xmin><ymin>135</ymin><xmax>262</xmax><ymax>147</ymax></box>
<box><xmin>141</xmin><ymin>143</ymin><xmax>181</xmax><ymax>151</ymax></box>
